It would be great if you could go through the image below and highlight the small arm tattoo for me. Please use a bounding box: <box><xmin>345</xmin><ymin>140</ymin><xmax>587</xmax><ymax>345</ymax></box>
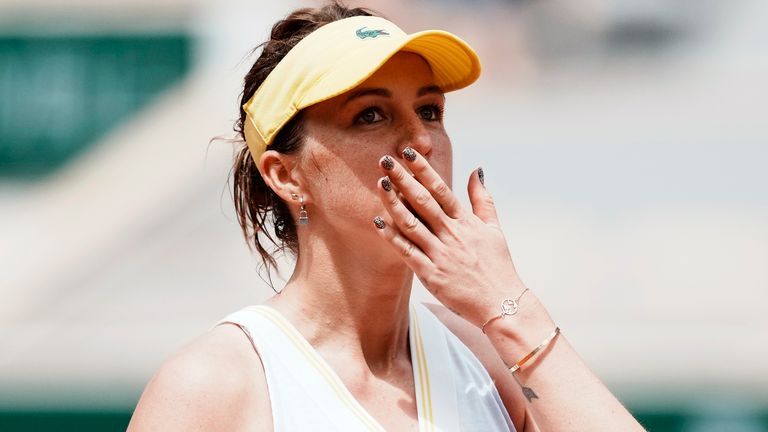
<box><xmin>513</xmin><ymin>372</ymin><xmax>539</xmax><ymax>403</ymax></box>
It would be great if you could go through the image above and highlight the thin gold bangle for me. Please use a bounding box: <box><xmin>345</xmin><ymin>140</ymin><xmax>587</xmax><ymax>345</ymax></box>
<box><xmin>481</xmin><ymin>288</ymin><xmax>529</xmax><ymax>334</ymax></box>
<box><xmin>509</xmin><ymin>326</ymin><xmax>560</xmax><ymax>374</ymax></box>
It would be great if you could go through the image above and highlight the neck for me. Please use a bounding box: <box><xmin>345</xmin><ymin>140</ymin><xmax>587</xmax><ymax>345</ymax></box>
<box><xmin>267</xmin><ymin>230</ymin><xmax>413</xmax><ymax>372</ymax></box>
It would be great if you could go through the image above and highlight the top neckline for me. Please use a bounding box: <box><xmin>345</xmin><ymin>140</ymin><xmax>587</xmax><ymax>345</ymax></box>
<box><xmin>245</xmin><ymin>304</ymin><xmax>432</xmax><ymax>432</ymax></box>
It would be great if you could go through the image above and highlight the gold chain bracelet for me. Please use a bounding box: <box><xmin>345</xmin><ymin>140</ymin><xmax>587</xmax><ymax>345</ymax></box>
<box><xmin>481</xmin><ymin>288</ymin><xmax>529</xmax><ymax>334</ymax></box>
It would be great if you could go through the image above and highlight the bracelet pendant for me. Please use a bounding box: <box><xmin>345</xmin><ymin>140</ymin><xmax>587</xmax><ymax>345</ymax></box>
<box><xmin>501</xmin><ymin>298</ymin><xmax>520</xmax><ymax>316</ymax></box>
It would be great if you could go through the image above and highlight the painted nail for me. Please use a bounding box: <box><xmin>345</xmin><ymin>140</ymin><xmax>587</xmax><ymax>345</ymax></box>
<box><xmin>403</xmin><ymin>147</ymin><xmax>417</xmax><ymax>162</ymax></box>
<box><xmin>478</xmin><ymin>167</ymin><xmax>485</xmax><ymax>186</ymax></box>
<box><xmin>381</xmin><ymin>176</ymin><xmax>392</xmax><ymax>192</ymax></box>
<box><xmin>381</xmin><ymin>156</ymin><xmax>395</xmax><ymax>170</ymax></box>
<box><xmin>373</xmin><ymin>216</ymin><xmax>386</xmax><ymax>229</ymax></box>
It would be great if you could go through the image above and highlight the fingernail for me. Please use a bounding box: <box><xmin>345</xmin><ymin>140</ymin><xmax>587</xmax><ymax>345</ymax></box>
<box><xmin>381</xmin><ymin>156</ymin><xmax>395</xmax><ymax>170</ymax></box>
<box><xmin>373</xmin><ymin>216</ymin><xmax>386</xmax><ymax>229</ymax></box>
<box><xmin>403</xmin><ymin>147</ymin><xmax>417</xmax><ymax>162</ymax></box>
<box><xmin>478</xmin><ymin>167</ymin><xmax>485</xmax><ymax>186</ymax></box>
<box><xmin>381</xmin><ymin>176</ymin><xmax>392</xmax><ymax>192</ymax></box>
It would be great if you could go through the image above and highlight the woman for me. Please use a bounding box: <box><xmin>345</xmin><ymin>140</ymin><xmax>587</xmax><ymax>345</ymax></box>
<box><xmin>129</xmin><ymin>3</ymin><xmax>646</xmax><ymax>431</ymax></box>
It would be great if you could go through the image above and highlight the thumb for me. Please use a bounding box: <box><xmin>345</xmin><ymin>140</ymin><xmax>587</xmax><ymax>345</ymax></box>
<box><xmin>468</xmin><ymin>167</ymin><xmax>500</xmax><ymax>226</ymax></box>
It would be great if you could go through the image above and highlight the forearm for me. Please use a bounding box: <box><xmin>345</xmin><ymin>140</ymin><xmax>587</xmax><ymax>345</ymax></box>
<box><xmin>485</xmin><ymin>289</ymin><xmax>646</xmax><ymax>432</ymax></box>
<box><xmin>367</xmin><ymin>150</ymin><xmax>644</xmax><ymax>429</ymax></box>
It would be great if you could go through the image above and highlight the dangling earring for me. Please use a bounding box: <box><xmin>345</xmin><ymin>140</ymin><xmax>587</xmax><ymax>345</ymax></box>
<box><xmin>291</xmin><ymin>193</ymin><xmax>309</xmax><ymax>225</ymax></box>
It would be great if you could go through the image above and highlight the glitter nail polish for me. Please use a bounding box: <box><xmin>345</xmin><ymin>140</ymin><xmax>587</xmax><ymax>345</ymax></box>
<box><xmin>381</xmin><ymin>176</ymin><xmax>392</xmax><ymax>192</ymax></box>
<box><xmin>381</xmin><ymin>156</ymin><xmax>395</xmax><ymax>170</ymax></box>
<box><xmin>478</xmin><ymin>167</ymin><xmax>485</xmax><ymax>186</ymax></box>
<box><xmin>373</xmin><ymin>216</ymin><xmax>386</xmax><ymax>229</ymax></box>
<box><xmin>403</xmin><ymin>147</ymin><xmax>417</xmax><ymax>162</ymax></box>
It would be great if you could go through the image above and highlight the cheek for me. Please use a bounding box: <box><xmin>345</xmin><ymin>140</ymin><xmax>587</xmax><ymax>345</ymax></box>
<box><xmin>430</xmin><ymin>135</ymin><xmax>453</xmax><ymax>189</ymax></box>
<box><xmin>299</xmin><ymin>126</ymin><xmax>455</xmax><ymax>214</ymax></box>
<box><xmin>300</xmin><ymin>135</ymin><xmax>382</xmax><ymax>208</ymax></box>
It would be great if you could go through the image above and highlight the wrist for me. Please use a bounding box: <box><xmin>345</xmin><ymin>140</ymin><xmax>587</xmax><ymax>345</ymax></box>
<box><xmin>483</xmin><ymin>293</ymin><xmax>556</xmax><ymax>349</ymax></box>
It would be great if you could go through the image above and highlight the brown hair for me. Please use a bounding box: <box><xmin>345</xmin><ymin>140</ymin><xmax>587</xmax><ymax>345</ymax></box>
<box><xmin>231</xmin><ymin>2</ymin><xmax>377</xmax><ymax>288</ymax></box>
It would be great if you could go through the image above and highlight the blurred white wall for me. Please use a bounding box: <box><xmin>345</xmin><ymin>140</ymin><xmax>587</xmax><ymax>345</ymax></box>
<box><xmin>0</xmin><ymin>0</ymin><xmax>766</xmax><ymax>411</ymax></box>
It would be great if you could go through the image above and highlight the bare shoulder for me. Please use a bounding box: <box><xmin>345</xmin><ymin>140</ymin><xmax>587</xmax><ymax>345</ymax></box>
<box><xmin>423</xmin><ymin>303</ymin><xmax>533</xmax><ymax>432</ymax></box>
<box><xmin>127</xmin><ymin>323</ymin><xmax>271</xmax><ymax>432</ymax></box>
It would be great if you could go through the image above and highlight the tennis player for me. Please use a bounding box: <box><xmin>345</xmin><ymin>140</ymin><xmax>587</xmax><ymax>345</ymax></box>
<box><xmin>128</xmin><ymin>2</ymin><xmax>645</xmax><ymax>431</ymax></box>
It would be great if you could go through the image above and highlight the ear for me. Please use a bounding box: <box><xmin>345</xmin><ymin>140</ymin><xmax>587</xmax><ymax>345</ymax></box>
<box><xmin>258</xmin><ymin>150</ymin><xmax>307</xmax><ymax>203</ymax></box>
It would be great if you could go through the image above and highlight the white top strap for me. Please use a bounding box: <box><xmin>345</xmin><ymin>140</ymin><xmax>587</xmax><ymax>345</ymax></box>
<box><xmin>214</xmin><ymin>306</ymin><xmax>385</xmax><ymax>431</ymax></box>
<box><xmin>410</xmin><ymin>303</ymin><xmax>460</xmax><ymax>431</ymax></box>
<box><xmin>212</xmin><ymin>303</ymin><xmax>515</xmax><ymax>431</ymax></box>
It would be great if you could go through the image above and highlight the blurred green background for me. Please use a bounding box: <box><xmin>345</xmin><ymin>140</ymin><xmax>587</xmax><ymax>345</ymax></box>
<box><xmin>0</xmin><ymin>35</ymin><xmax>190</xmax><ymax>178</ymax></box>
<box><xmin>1</xmin><ymin>401</ymin><xmax>768</xmax><ymax>431</ymax></box>
<box><xmin>0</xmin><ymin>409</ymin><xmax>758</xmax><ymax>431</ymax></box>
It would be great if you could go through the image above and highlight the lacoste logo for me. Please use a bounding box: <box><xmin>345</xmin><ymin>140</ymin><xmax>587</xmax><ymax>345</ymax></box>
<box><xmin>356</xmin><ymin>27</ymin><xmax>390</xmax><ymax>40</ymax></box>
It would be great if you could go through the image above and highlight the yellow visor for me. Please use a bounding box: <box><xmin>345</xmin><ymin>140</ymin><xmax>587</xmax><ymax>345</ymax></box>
<box><xmin>242</xmin><ymin>15</ymin><xmax>482</xmax><ymax>168</ymax></box>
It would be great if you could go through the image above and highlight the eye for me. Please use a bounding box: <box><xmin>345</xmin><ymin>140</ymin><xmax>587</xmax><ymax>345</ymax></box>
<box><xmin>418</xmin><ymin>104</ymin><xmax>444</xmax><ymax>122</ymax></box>
<box><xmin>355</xmin><ymin>107</ymin><xmax>384</xmax><ymax>125</ymax></box>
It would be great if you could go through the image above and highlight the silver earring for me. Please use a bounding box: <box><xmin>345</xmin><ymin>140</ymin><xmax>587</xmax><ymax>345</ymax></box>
<box><xmin>291</xmin><ymin>193</ymin><xmax>309</xmax><ymax>225</ymax></box>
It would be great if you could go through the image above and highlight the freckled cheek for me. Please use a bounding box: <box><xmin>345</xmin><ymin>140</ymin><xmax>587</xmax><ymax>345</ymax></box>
<box><xmin>303</xmin><ymin>155</ymin><xmax>384</xmax><ymax>220</ymax></box>
<box><xmin>301</xmin><ymin>142</ymin><xmax>381</xmax><ymax>200</ymax></box>
<box><xmin>430</xmin><ymin>135</ymin><xmax>454</xmax><ymax>188</ymax></box>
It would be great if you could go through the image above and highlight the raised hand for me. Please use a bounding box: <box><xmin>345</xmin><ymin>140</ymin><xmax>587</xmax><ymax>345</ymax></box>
<box><xmin>372</xmin><ymin>147</ymin><xmax>539</xmax><ymax>328</ymax></box>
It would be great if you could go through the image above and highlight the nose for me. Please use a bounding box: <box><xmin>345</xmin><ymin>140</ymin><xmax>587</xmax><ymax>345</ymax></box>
<box><xmin>396</xmin><ymin>114</ymin><xmax>433</xmax><ymax>159</ymax></box>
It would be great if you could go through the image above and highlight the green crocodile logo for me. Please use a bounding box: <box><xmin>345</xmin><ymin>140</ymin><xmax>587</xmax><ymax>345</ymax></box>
<box><xmin>356</xmin><ymin>27</ymin><xmax>390</xmax><ymax>40</ymax></box>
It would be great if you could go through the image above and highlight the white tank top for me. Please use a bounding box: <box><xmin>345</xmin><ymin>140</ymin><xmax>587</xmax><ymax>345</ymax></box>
<box><xmin>212</xmin><ymin>302</ymin><xmax>515</xmax><ymax>432</ymax></box>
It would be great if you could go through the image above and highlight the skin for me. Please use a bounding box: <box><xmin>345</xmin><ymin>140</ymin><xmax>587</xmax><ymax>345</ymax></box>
<box><xmin>128</xmin><ymin>52</ymin><xmax>645</xmax><ymax>431</ymax></box>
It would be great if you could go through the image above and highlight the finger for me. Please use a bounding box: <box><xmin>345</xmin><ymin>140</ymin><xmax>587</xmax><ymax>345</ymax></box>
<box><xmin>401</xmin><ymin>147</ymin><xmax>464</xmax><ymax>219</ymax></box>
<box><xmin>379</xmin><ymin>155</ymin><xmax>447</xmax><ymax>232</ymax></box>
<box><xmin>378</xmin><ymin>175</ymin><xmax>440</xmax><ymax>255</ymax></box>
<box><xmin>372</xmin><ymin>215</ymin><xmax>433</xmax><ymax>274</ymax></box>
<box><xmin>468</xmin><ymin>167</ymin><xmax>500</xmax><ymax>226</ymax></box>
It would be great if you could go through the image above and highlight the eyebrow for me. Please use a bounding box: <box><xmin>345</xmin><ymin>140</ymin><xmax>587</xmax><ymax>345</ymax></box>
<box><xmin>341</xmin><ymin>85</ymin><xmax>445</xmax><ymax>107</ymax></box>
<box><xmin>417</xmin><ymin>85</ymin><xmax>444</xmax><ymax>97</ymax></box>
<box><xmin>342</xmin><ymin>88</ymin><xmax>391</xmax><ymax>107</ymax></box>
